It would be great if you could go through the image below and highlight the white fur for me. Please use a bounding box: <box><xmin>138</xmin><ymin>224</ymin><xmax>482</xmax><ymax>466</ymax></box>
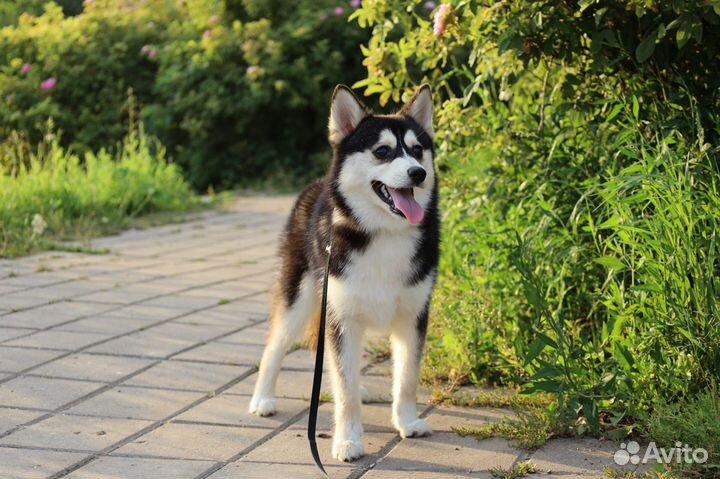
<box><xmin>405</xmin><ymin>87</ymin><xmax>434</xmax><ymax>138</ymax></box>
<box><xmin>249</xmin><ymin>276</ymin><xmax>318</xmax><ymax>416</ymax></box>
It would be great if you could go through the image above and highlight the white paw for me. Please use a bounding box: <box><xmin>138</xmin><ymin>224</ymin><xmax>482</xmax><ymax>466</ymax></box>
<box><xmin>332</xmin><ymin>438</ymin><xmax>364</xmax><ymax>462</ymax></box>
<box><xmin>396</xmin><ymin>418</ymin><xmax>432</xmax><ymax>438</ymax></box>
<box><xmin>248</xmin><ymin>396</ymin><xmax>277</xmax><ymax>416</ymax></box>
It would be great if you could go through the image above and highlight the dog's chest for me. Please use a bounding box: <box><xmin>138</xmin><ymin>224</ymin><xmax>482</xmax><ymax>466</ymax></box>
<box><xmin>328</xmin><ymin>230</ymin><xmax>430</xmax><ymax>327</ymax></box>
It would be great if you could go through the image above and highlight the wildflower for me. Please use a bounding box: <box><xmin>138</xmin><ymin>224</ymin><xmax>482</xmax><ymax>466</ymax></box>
<box><xmin>147</xmin><ymin>48</ymin><xmax>158</xmax><ymax>61</ymax></box>
<box><xmin>203</xmin><ymin>30</ymin><xmax>212</xmax><ymax>40</ymax></box>
<box><xmin>246</xmin><ymin>65</ymin><xmax>260</xmax><ymax>79</ymax></box>
<box><xmin>499</xmin><ymin>89</ymin><xmax>512</xmax><ymax>101</ymax></box>
<box><xmin>433</xmin><ymin>3</ymin><xmax>451</xmax><ymax>36</ymax></box>
<box><xmin>335</xmin><ymin>6</ymin><xmax>345</xmax><ymax>16</ymax></box>
<box><xmin>424</xmin><ymin>1</ymin><xmax>436</xmax><ymax>10</ymax></box>
<box><xmin>21</xmin><ymin>63</ymin><xmax>31</xmax><ymax>75</ymax></box>
<box><xmin>40</xmin><ymin>77</ymin><xmax>57</xmax><ymax>91</ymax></box>
<box><xmin>31</xmin><ymin>214</ymin><xmax>47</xmax><ymax>237</ymax></box>
<box><xmin>208</xmin><ymin>15</ymin><xmax>220</xmax><ymax>27</ymax></box>
<box><xmin>351</xmin><ymin>0</ymin><xmax>361</xmax><ymax>8</ymax></box>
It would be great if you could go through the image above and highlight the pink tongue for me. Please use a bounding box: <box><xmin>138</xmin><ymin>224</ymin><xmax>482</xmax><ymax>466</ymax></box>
<box><xmin>387</xmin><ymin>187</ymin><xmax>425</xmax><ymax>225</ymax></box>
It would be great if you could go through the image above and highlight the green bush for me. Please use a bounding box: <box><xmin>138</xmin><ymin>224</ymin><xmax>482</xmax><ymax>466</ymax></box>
<box><xmin>351</xmin><ymin>0</ymin><xmax>720</xmax><ymax>448</ymax></box>
<box><xmin>0</xmin><ymin>0</ymin><xmax>368</xmax><ymax>189</ymax></box>
<box><xmin>0</xmin><ymin>124</ymin><xmax>198</xmax><ymax>257</ymax></box>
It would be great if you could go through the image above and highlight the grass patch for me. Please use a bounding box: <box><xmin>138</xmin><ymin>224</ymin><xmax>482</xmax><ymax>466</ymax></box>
<box><xmin>491</xmin><ymin>461</ymin><xmax>537</xmax><ymax>479</ymax></box>
<box><xmin>0</xmin><ymin>126</ymin><xmax>201</xmax><ymax>258</ymax></box>
<box><xmin>364</xmin><ymin>337</ymin><xmax>391</xmax><ymax>365</ymax></box>
<box><xmin>452</xmin><ymin>406</ymin><xmax>568</xmax><ymax>450</ymax></box>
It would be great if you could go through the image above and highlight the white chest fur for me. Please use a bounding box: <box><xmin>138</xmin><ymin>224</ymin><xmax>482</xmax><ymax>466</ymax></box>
<box><xmin>327</xmin><ymin>229</ymin><xmax>434</xmax><ymax>331</ymax></box>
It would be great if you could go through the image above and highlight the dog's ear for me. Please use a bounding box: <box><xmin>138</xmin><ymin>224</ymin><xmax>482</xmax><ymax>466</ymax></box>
<box><xmin>400</xmin><ymin>84</ymin><xmax>434</xmax><ymax>139</ymax></box>
<box><xmin>329</xmin><ymin>85</ymin><xmax>370</xmax><ymax>146</ymax></box>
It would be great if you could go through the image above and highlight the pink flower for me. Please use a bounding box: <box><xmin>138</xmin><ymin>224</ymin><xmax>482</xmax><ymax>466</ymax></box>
<box><xmin>147</xmin><ymin>48</ymin><xmax>158</xmax><ymax>61</ymax></box>
<box><xmin>203</xmin><ymin>30</ymin><xmax>212</xmax><ymax>39</ymax></box>
<box><xmin>21</xmin><ymin>63</ymin><xmax>31</xmax><ymax>75</ymax></box>
<box><xmin>40</xmin><ymin>77</ymin><xmax>57</xmax><ymax>91</ymax></box>
<box><xmin>433</xmin><ymin>4</ymin><xmax>451</xmax><ymax>36</ymax></box>
<box><xmin>351</xmin><ymin>0</ymin><xmax>361</xmax><ymax>8</ymax></box>
<box><xmin>208</xmin><ymin>15</ymin><xmax>220</xmax><ymax>27</ymax></box>
<box><xmin>334</xmin><ymin>6</ymin><xmax>345</xmax><ymax>16</ymax></box>
<box><xmin>246</xmin><ymin>65</ymin><xmax>259</xmax><ymax>79</ymax></box>
<box><xmin>424</xmin><ymin>1</ymin><xmax>437</xmax><ymax>10</ymax></box>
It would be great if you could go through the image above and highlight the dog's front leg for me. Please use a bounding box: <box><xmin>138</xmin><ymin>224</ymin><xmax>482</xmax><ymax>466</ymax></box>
<box><xmin>327</xmin><ymin>318</ymin><xmax>365</xmax><ymax>461</ymax></box>
<box><xmin>390</xmin><ymin>305</ymin><xmax>432</xmax><ymax>438</ymax></box>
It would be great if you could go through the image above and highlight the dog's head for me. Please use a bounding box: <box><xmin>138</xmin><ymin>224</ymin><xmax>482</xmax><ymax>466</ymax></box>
<box><xmin>328</xmin><ymin>85</ymin><xmax>435</xmax><ymax>231</ymax></box>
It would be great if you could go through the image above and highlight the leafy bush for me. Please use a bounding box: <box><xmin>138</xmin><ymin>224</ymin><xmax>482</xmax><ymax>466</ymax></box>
<box><xmin>0</xmin><ymin>124</ymin><xmax>198</xmax><ymax>257</ymax></box>
<box><xmin>351</xmin><ymin>0</ymin><xmax>720</xmax><ymax>447</ymax></box>
<box><xmin>0</xmin><ymin>0</ymin><xmax>368</xmax><ymax>189</ymax></box>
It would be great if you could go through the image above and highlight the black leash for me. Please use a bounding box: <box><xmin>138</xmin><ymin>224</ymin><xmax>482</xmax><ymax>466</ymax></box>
<box><xmin>308</xmin><ymin>240</ymin><xmax>332</xmax><ymax>478</ymax></box>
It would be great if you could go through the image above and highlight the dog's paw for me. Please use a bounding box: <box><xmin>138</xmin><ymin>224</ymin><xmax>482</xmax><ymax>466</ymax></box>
<box><xmin>248</xmin><ymin>396</ymin><xmax>277</xmax><ymax>416</ymax></box>
<box><xmin>396</xmin><ymin>418</ymin><xmax>432</xmax><ymax>438</ymax></box>
<box><xmin>332</xmin><ymin>439</ymin><xmax>364</xmax><ymax>462</ymax></box>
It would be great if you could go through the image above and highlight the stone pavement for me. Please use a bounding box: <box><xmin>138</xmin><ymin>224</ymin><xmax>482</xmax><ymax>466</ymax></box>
<box><xmin>0</xmin><ymin>196</ymin><xmax>633</xmax><ymax>479</ymax></box>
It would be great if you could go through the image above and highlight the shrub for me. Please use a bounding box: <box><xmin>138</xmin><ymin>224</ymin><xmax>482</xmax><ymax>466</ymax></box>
<box><xmin>0</xmin><ymin>0</ymin><xmax>369</xmax><ymax>189</ymax></box>
<box><xmin>351</xmin><ymin>0</ymin><xmax>720</xmax><ymax>444</ymax></box>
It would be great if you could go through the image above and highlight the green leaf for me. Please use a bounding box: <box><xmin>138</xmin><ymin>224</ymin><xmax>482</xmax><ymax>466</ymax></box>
<box><xmin>595</xmin><ymin>255</ymin><xmax>625</xmax><ymax>270</ymax></box>
<box><xmin>635</xmin><ymin>29</ymin><xmax>657</xmax><ymax>63</ymax></box>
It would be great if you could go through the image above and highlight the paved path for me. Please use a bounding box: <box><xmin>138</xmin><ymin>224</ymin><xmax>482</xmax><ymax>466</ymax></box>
<box><xmin>0</xmin><ymin>196</ymin><xmax>630</xmax><ymax>478</ymax></box>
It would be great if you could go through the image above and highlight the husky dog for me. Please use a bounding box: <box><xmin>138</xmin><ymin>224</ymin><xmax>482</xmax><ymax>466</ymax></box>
<box><xmin>249</xmin><ymin>84</ymin><xmax>439</xmax><ymax>462</ymax></box>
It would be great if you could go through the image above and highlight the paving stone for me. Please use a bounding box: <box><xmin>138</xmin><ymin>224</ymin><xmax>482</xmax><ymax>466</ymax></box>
<box><xmin>226</xmin><ymin>369</ymin><xmax>331</xmax><ymax>399</ymax></box>
<box><xmin>115</xmin><ymin>422</ymin><xmax>269</xmax><ymax>461</ymax></box>
<box><xmin>175</xmin><ymin>394</ymin><xmax>307</xmax><ymax>428</ymax></box>
<box><xmin>425</xmin><ymin>406</ymin><xmax>513</xmax><ymax>432</ymax></box>
<box><xmin>289</xmin><ymin>403</ymin><xmax>397</xmax><ymax>434</ymax></box>
<box><xmin>174</xmin><ymin>310</ymin><xmax>261</xmax><ymax>328</ymax></box>
<box><xmin>239</xmin><ymin>425</ymin><xmax>396</xmax><ymax>472</ymax></box>
<box><xmin>528</xmin><ymin>437</ymin><xmax>636</xmax><ymax>476</ymax></box>
<box><xmin>0</xmin><ymin>414</ymin><xmax>151</xmax><ymax>450</ymax></box>
<box><xmin>0</xmin><ymin>301</ymin><xmax>118</xmax><ymax>329</ymax></box>
<box><xmin>208</xmin><ymin>460</ymin><xmax>349</xmax><ymax>479</ymax></box>
<box><xmin>364</xmin><ymin>470</ymin><xmax>493</xmax><ymax>479</ymax></box>
<box><xmin>4</xmin><ymin>330</ymin><xmax>111</xmax><ymax>350</ymax></box>
<box><xmin>139</xmin><ymin>294</ymin><xmax>223</xmax><ymax>311</ymax></box>
<box><xmin>0</xmin><ymin>328</ymin><xmax>36</xmax><ymax>342</ymax></box>
<box><xmin>55</xmin><ymin>315</ymin><xmax>155</xmax><ymax>335</ymax></box>
<box><xmin>173</xmin><ymin>341</ymin><xmax>265</xmax><ymax>366</ymax></box>
<box><xmin>0</xmin><ymin>376</ymin><xmax>103</xmax><ymax>410</ymax></box>
<box><xmin>65</xmin><ymin>387</ymin><xmax>203</xmax><ymax>420</ymax></box>
<box><xmin>30</xmin><ymin>354</ymin><xmax>154</xmax><ymax>382</ymax></box>
<box><xmin>124</xmin><ymin>361</ymin><xmax>251</xmax><ymax>392</ymax></box>
<box><xmin>0</xmin><ymin>408</ymin><xmax>46</xmax><ymax>435</ymax></box>
<box><xmin>216</xmin><ymin>323</ymin><xmax>269</xmax><ymax>345</ymax></box>
<box><xmin>86</xmin><ymin>322</ymin><xmax>217</xmax><ymax>358</ymax></box>
<box><xmin>0</xmin><ymin>447</ymin><xmax>87</xmax><ymax>479</ymax></box>
<box><xmin>0</xmin><ymin>347</ymin><xmax>65</xmax><ymax>373</ymax></box>
<box><xmin>80</xmin><ymin>288</ymin><xmax>161</xmax><ymax>304</ymax></box>
<box><xmin>375</xmin><ymin>434</ymin><xmax>521</xmax><ymax>473</ymax></box>
<box><xmin>65</xmin><ymin>456</ymin><xmax>216</xmax><ymax>479</ymax></box>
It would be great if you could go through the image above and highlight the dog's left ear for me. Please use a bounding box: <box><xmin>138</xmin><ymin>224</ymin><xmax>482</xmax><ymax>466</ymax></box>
<box><xmin>400</xmin><ymin>84</ymin><xmax>434</xmax><ymax>139</ymax></box>
<box><xmin>329</xmin><ymin>85</ymin><xmax>371</xmax><ymax>146</ymax></box>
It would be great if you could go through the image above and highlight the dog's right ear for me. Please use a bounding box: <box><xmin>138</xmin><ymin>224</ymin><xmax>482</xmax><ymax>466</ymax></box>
<box><xmin>328</xmin><ymin>85</ymin><xmax>370</xmax><ymax>146</ymax></box>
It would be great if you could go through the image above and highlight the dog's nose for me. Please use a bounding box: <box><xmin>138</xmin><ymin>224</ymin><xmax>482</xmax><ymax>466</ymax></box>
<box><xmin>407</xmin><ymin>167</ymin><xmax>426</xmax><ymax>185</ymax></box>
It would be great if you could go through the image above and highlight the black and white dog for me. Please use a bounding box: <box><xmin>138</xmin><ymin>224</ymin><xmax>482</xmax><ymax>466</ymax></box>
<box><xmin>249</xmin><ymin>84</ymin><xmax>439</xmax><ymax>462</ymax></box>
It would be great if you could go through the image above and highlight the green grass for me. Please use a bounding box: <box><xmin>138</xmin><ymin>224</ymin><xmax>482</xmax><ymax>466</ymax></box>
<box><xmin>0</xmin><ymin>127</ymin><xmax>200</xmax><ymax>257</ymax></box>
<box><xmin>490</xmin><ymin>462</ymin><xmax>537</xmax><ymax>479</ymax></box>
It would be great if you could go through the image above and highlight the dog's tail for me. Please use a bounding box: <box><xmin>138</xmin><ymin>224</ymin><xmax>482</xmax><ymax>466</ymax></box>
<box><xmin>303</xmin><ymin>306</ymin><xmax>321</xmax><ymax>352</ymax></box>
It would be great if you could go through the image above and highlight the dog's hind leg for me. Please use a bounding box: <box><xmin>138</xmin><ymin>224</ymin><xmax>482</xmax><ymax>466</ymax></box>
<box><xmin>249</xmin><ymin>275</ymin><xmax>318</xmax><ymax>416</ymax></box>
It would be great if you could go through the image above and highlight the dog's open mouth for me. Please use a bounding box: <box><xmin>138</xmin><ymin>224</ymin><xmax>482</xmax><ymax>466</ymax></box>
<box><xmin>371</xmin><ymin>181</ymin><xmax>425</xmax><ymax>225</ymax></box>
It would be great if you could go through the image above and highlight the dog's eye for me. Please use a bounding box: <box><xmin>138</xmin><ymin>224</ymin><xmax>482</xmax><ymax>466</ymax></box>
<box><xmin>373</xmin><ymin>146</ymin><xmax>391</xmax><ymax>159</ymax></box>
<box><xmin>411</xmin><ymin>145</ymin><xmax>423</xmax><ymax>158</ymax></box>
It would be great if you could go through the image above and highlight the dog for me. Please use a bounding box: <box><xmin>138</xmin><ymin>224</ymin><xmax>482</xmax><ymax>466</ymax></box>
<box><xmin>249</xmin><ymin>84</ymin><xmax>439</xmax><ymax>462</ymax></box>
